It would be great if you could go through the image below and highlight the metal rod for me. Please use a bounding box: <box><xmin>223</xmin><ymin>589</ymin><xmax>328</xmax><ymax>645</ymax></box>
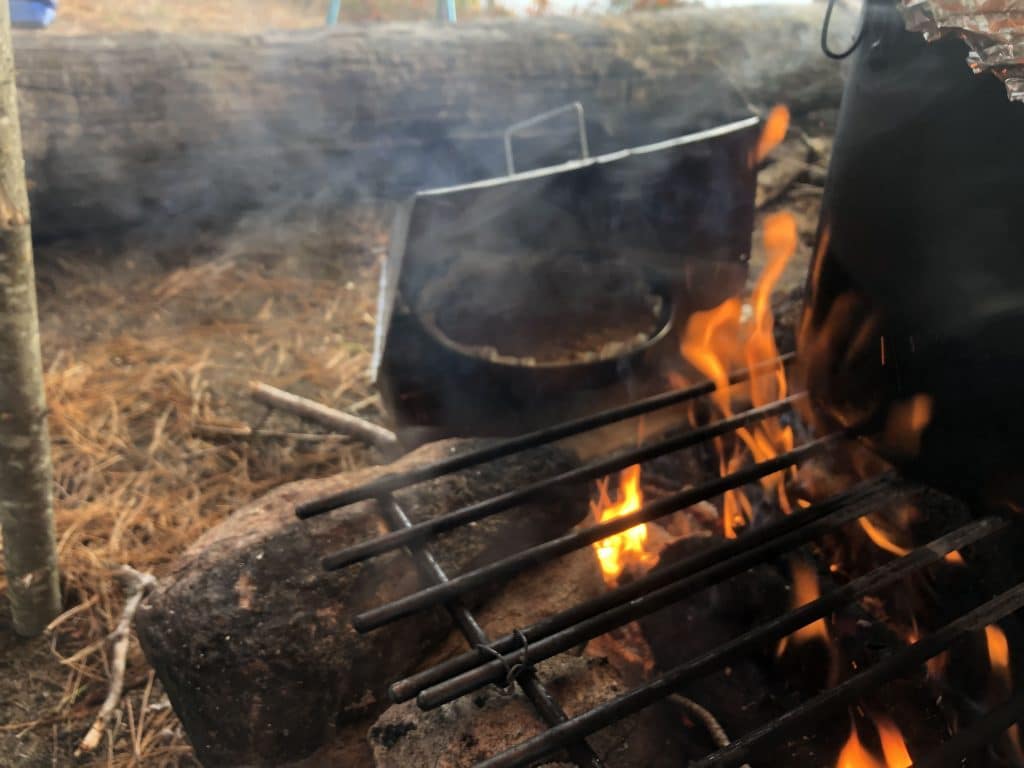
<box><xmin>913</xmin><ymin>690</ymin><xmax>1024</xmax><ymax>768</ymax></box>
<box><xmin>415</xmin><ymin>475</ymin><xmax>906</xmax><ymax>709</ymax></box>
<box><xmin>325</xmin><ymin>394</ymin><xmax>804</xmax><ymax>571</ymax></box>
<box><xmin>377</xmin><ymin>496</ymin><xmax>487</xmax><ymax>642</ymax></box>
<box><xmin>693</xmin><ymin>585</ymin><xmax>1024</xmax><ymax>768</ymax></box>
<box><xmin>389</xmin><ymin>474</ymin><xmax>899</xmax><ymax>703</ymax></box>
<box><xmin>296</xmin><ymin>355</ymin><xmax>795</xmax><ymax>519</ymax></box>
<box><xmin>377</xmin><ymin>497</ymin><xmax>605</xmax><ymax>768</ymax></box>
<box><xmin>504</xmin><ymin>102</ymin><xmax>589</xmax><ymax>175</ymax></box>
<box><xmin>353</xmin><ymin>434</ymin><xmax>839</xmax><ymax>632</ymax></box>
<box><xmin>469</xmin><ymin>518</ymin><xmax>1008</xmax><ymax>768</ymax></box>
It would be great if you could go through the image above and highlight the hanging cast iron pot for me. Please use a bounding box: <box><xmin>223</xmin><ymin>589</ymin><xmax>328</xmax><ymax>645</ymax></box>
<box><xmin>800</xmin><ymin>0</ymin><xmax>1024</xmax><ymax>506</ymax></box>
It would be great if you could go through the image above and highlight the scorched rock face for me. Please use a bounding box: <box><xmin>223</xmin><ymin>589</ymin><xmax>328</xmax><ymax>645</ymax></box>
<box><xmin>135</xmin><ymin>439</ymin><xmax>590</xmax><ymax>767</ymax></box>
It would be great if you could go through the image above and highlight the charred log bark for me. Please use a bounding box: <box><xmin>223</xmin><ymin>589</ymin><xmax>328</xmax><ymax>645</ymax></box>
<box><xmin>134</xmin><ymin>438</ymin><xmax>589</xmax><ymax>767</ymax></box>
<box><xmin>11</xmin><ymin>7</ymin><xmax>840</xmax><ymax>249</ymax></box>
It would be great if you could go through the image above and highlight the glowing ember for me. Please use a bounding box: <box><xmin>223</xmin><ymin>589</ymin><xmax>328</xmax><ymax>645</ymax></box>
<box><xmin>680</xmin><ymin>211</ymin><xmax>799</xmax><ymax>533</ymax></box>
<box><xmin>590</xmin><ymin>465</ymin><xmax>657</xmax><ymax>586</ymax></box>
<box><xmin>945</xmin><ymin>550</ymin><xmax>966</xmax><ymax>566</ymax></box>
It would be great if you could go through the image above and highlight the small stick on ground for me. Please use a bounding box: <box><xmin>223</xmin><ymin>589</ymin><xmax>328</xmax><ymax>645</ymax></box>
<box><xmin>75</xmin><ymin>566</ymin><xmax>157</xmax><ymax>757</ymax></box>
<box><xmin>193</xmin><ymin>422</ymin><xmax>354</xmax><ymax>442</ymax></box>
<box><xmin>249</xmin><ymin>380</ymin><xmax>400</xmax><ymax>456</ymax></box>
<box><xmin>669</xmin><ymin>693</ymin><xmax>752</xmax><ymax>768</ymax></box>
<box><xmin>347</xmin><ymin>392</ymin><xmax>381</xmax><ymax>413</ymax></box>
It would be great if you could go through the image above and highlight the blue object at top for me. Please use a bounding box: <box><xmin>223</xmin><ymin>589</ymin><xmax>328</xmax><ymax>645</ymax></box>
<box><xmin>11</xmin><ymin>0</ymin><xmax>57</xmax><ymax>29</ymax></box>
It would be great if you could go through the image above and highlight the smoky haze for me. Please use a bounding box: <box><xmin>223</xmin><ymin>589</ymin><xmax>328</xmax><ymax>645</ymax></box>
<box><xmin>11</xmin><ymin>5</ymin><xmax>837</xmax><ymax>262</ymax></box>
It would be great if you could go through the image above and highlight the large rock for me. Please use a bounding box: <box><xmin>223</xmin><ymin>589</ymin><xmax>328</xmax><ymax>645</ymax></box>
<box><xmin>369</xmin><ymin>654</ymin><xmax>686</xmax><ymax>768</ymax></box>
<box><xmin>136</xmin><ymin>439</ymin><xmax>589</xmax><ymax>766</ymax></box>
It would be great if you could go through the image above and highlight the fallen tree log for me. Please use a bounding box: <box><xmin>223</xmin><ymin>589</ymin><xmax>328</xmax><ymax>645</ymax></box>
<box><xmin>12</xmin><ymin>7</ymin><xmax>841</xmax><ymax>249</ymax></box>
<box><xmin>134</xmin><ymin>438</ymin><xmax>590</xmax><ymax>767</ymax></box>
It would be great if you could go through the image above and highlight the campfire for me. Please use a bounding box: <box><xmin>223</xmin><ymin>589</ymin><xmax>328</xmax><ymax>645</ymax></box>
<box><xmin>128</xmin><ymin>85</ymin><xmax>1024</xmax><ymax>766</ymax></box>
<box><xmin>255</xmin><ymin>109</ymin><xmax>1022</xmax><ymax>766</ymax></box>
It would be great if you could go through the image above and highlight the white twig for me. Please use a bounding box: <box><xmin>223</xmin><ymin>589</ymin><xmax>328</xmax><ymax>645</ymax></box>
<box><xmin>669</xmin><ymin>693</ymin><xmax>752</xmax><ymax>768</ymax></box>
<box><xmin>249</xmin><ymin>381</ymin><xmax>400</xmax><ymax>456</ymax></box>
<box><xmin>75</xmin><ymin>566</ymin><xmax>157</xmax><ymax>757</ymax></box>
<box><xmin>193</xmin><ymin>422</ymin><xmax>353</xmax><ymax>442</ymax></box>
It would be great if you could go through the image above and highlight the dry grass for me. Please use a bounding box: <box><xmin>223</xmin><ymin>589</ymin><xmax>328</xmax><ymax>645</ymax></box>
<box><xmin>0</xmin><ymin>208</ymin><xmax>389</xmax><ymax>766</ymax></box>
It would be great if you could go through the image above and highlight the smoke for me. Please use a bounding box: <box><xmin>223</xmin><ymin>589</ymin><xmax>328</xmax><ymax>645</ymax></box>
<box><xmin>15</xmin><ymin>6</ymin><xmax>840</xmax><ymax>268</ymax></box>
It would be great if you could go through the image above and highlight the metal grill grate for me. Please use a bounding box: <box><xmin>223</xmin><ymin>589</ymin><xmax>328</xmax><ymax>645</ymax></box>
<box><xmin>297</xmin><ymin>357</ymin><xmax>1024</xmax><ymax>767</ymax></box>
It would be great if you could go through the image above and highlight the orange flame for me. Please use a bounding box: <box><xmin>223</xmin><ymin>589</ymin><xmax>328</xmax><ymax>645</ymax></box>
<box><xmin>1009</xmin><ymin>725</ymin><xmax>1024</xmax><ymax>764</ymax></box>
<box><xmin>855</xmin><ymin>502</ymin><xmax>919</xmax><ymax>560</ymax></box>
<box><xmin>945</xmin><ymin>550</ymin><xmax>966</xmax><ymax>566</ymax></box>
<box><xmin>837</xmin><ymin>717</ymin><xmax>912</xmax><ymax>768</ymax></box>
<box><xmin>982</xmin><ymin>624</ymin><xmax>1024</xmax><ymax>761</ymax></box>
<box><xmin>986</xmin><ymin>624</ymin><xmax>1011</xmax><ymax>683</ymax></box>
<box><xmin>777</xmin><ymin>558</ymin><xmax>830</xmax><ymax>655</ymax></box>
<box><xmin>882</xmin><ymin>394</ymin><xmax>934</xmax><ymax>459</ymax></box>
<box><xmin>590</xmin><ymin>465</ymin><xmax>657</xmax><ymax>586</ymax></box>
<box><xmin>877</xmin><ymin>717</ymin><xmax>913</xmax><ymax>768</ymax></box>
<box><xmin>719</xmin><ymin>443</ymin><xmax>753</xmax><ymax>538</ymax></box>
<box><xmin>755</xmin><ymin>105</ymin><xmax>791</xmax><ymax>163</ymax></box>
<box><xmin>680</xmin><ymin>212</ymin><xmax>798</xmax><ymax>534</ymax></box>
<box><xmin>908</xmin><ymin>622</ymin><xmax>948</xmax><ymax>681</ymax></box>
<box><xmin>838</xmin><ymin>726</ymin><xmax>881</xmax><ymax>768</ymax></box>
<box><xmin>858</xmin><ymin>515</ymin><xmax>911</xmax><ymax>557</ymax></box>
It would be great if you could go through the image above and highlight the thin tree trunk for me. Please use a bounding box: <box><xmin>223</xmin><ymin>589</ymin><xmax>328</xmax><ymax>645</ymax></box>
<box><xmin>0</xmin><ymin>0</ymin><xmax>59</xmax><ymax>636</ymax></box>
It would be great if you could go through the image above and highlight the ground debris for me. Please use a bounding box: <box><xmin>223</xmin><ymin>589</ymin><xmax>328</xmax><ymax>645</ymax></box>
<box><xmin>0</xmin><ymin>204</ymin><xmax>388</xmax><ymax>767</ymax></box>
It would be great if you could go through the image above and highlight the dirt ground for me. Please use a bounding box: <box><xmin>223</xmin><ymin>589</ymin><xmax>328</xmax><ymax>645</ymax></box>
<box><xmin>0</xmin><ymin>204</ymin><xmax>392</xmax><ymax>767</ymax></box>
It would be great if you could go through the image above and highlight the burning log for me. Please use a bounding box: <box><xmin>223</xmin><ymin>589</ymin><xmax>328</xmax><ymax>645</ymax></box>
<box><xmin>10</xmin><ymin>6</ymin><xmax>841</xmax><ymax>248</ymax></box>
<box><xmin>134</xmin><ymin>438</ymin><xmax>590</xmax><ymax>767</ymax></box>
